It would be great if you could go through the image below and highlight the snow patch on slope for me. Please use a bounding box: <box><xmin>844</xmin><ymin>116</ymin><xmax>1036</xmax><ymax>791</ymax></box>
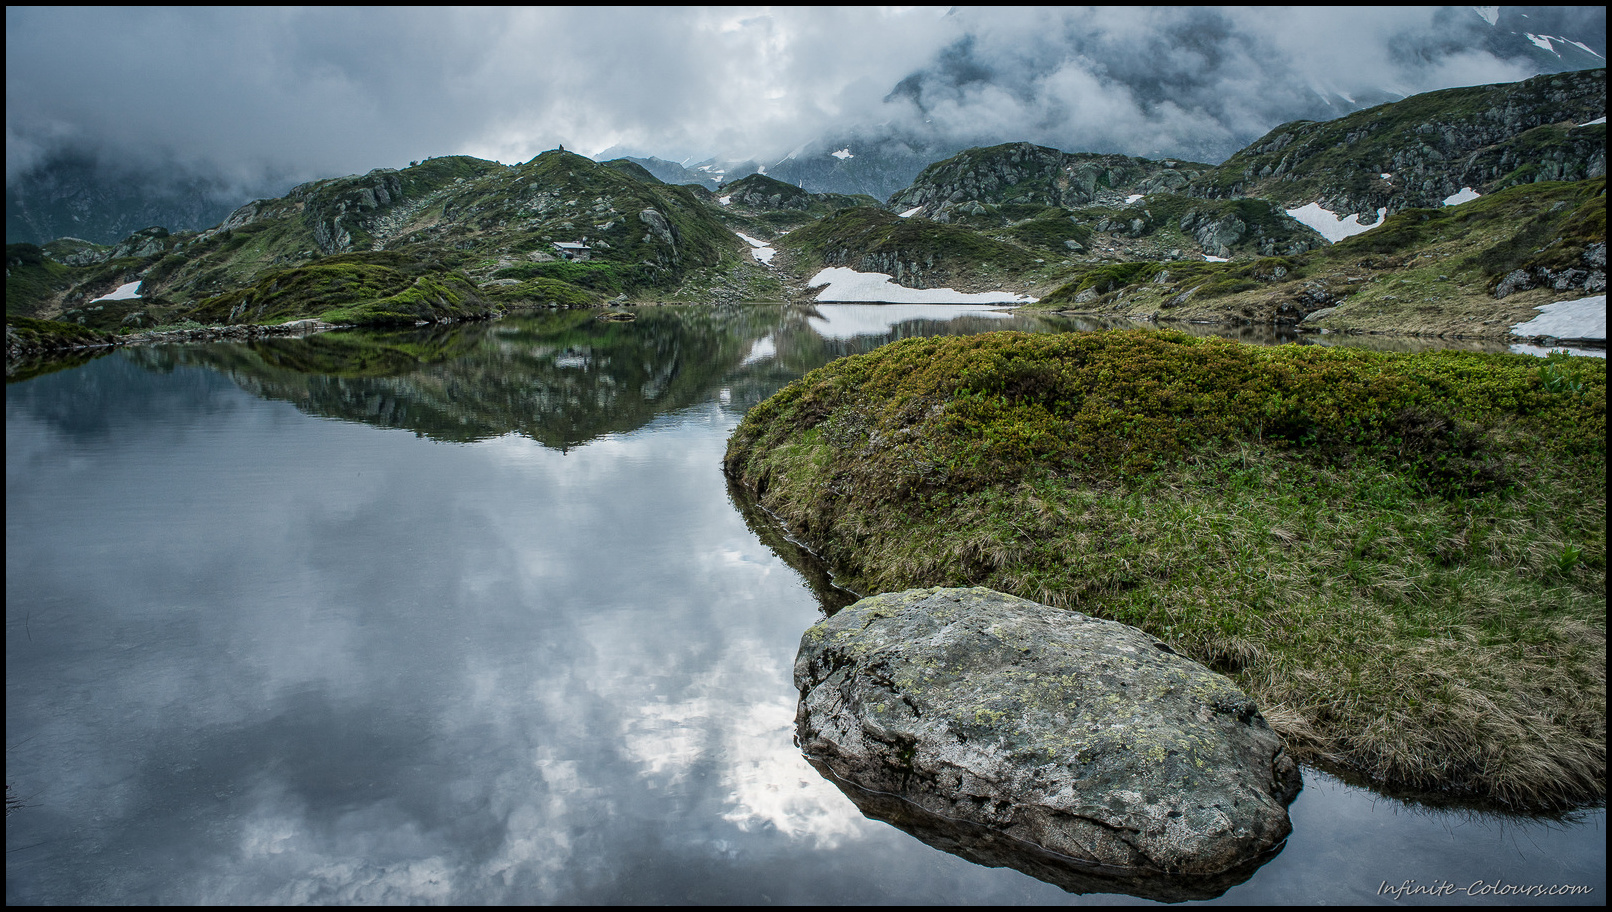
<box><xmin>1285</xmin><ymin>203</ymin><xmax>1389</xmax><ymax>243</ymax></box>
<box><xmin>735</xmin><ymin>232</ymin><xmax>775</xmax><ymax>265</ymax></box>
<box><xmin>92</xmin><ymin>280</ymin><xmax>142</xmax><ymax>302</ymax></box>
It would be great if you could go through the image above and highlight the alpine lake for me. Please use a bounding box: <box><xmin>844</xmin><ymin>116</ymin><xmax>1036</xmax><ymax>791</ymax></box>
<box><xmin>6</xmin><ymin>302</ymin><xmax>1605</xmax><ymax>904</ymax></box>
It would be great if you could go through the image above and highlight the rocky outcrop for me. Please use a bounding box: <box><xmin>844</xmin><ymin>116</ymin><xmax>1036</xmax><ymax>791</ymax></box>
<box><xmin>299</xmin><ymin>169</ymin><xmax>407</xmax><ymax>255</ymax></box>
<box><xmin>889</xmin><ymin>143</ymin><xmax>1209</xmax><ymax>221</ymax></box>
<box><xmin>1492</xmin><ymin>241</ymin><xmax>1606</xmax><ymax>298</ymax></box>
<box><xmin>795</xmin><ymin>587</ymin><xmax>1300</xmax><ymax>883</ymax></box>
<box><xmin>721</xmin><ymin>173</ymin><xmax>812</xmax><ymax>210</ymax></box>
<box><xmin>40</xmin><ymin>237</ymin><xmax>112</xmax><ymax>267</ymax></box>
<box><xmin>1175</xmin><ymin>205</ymin><xmax>1323</xmax><ymax>258</ymax></box>
<box><xmin>1179</xmin><ymin>211</ymin><xmax>1247</xmax><ymax>258</ymax></box>
<box><xmin>109</xmin><ymin>226</ymin><xmax>171</xmax><ymax>260</ymax></box>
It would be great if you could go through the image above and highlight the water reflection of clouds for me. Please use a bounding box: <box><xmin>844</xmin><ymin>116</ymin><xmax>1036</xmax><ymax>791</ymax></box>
<box><xmin>717</xmin><ymin>697</ymin><xmax>866</xmax><ymax>846</ymax></box>
<box><xmin>741</xmin><ymin>333</ymin><xmax>777</xmax><ymax>365</ymax></box>
<box><xmin>8</xmin><ymin>364</ymin><xmax>862</xmax><ymax>903</ymax></box>
<box><xmin>807</xmin><ymin>303</ymin><xmax>1015</xmax><ymax>340</ymax></box>
<box><xmin>618</xmin><ymin>637</ymin><xmax>865</xmax><ymax>846</ymax></box>
<box><xmin>11</xmin><ymin>331</ymin><xmax>1605</xmax><ymax>905</ymax></box>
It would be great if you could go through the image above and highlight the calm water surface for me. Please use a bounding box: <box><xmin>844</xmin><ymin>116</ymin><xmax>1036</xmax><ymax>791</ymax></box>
<box><xmin>7</xmin><ymin>305</ymin><xmax>1604</xmax><ymax>904</ymax></box>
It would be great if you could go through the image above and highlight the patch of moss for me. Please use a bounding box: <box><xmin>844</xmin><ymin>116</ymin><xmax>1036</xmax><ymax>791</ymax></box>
<box><xmin>5</xmin><ymin>244</ymin><xmax>77</xmax><ymax>316</ymax></box>
<box><xmin>726</xmin><ymin>329</ymin><xmax>1606</xmax><ymax>809</ymax></box>
<box><xmin>184</xmin><ymin>257</ymin><xmax>492</xmax><ymax>326</ymax></box>
<box><xmin>482</xmin><ymin>277</ymin><xmax>605</xmax><ymax>309</ymax></box>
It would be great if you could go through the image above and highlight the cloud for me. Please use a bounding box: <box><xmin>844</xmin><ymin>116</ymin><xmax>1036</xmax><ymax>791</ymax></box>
<box><xmin>862</xmin><ymin>6</ymin><xmax>1560</xmax><ymax>161</ymax></box>
<box><xmin>6</xmin><ymin>6</ymin><xmax>1601</xmax><ymax>191</ymax></box>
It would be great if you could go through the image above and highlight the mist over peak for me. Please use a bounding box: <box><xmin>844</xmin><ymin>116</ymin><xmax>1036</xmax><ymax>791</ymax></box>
<box><xmin>6</xmin><ymin>6</ymin><xmax>1603</xmax><ymax>242</ymax></box>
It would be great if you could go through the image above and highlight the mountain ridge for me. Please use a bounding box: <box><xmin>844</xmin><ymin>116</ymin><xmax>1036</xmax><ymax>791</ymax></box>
<box><xmin>7</xmin><ymin>68</ymin><xmax>1605</xmax><ymax>356</ymax></box>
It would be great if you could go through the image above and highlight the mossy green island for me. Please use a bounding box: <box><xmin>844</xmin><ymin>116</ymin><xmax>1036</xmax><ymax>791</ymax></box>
<box><xmin>725</xmin><ymin>329</ymin><xmax>1606</xmax><ymax>810</ymax></box>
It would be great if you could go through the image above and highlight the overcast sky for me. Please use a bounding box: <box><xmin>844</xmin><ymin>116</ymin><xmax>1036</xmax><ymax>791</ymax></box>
<box><xmin>6</xmin><ymin>6</ymin><xmax>1605</xmax><ymax>191</ymax></box>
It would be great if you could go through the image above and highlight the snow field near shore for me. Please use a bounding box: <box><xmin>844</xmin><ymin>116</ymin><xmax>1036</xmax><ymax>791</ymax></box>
<box><xmin>1510</xmin><ymin>294</ymin><xmax>1606</xmax><ymax>343</ymax></box>
<box><xmin>808</xmin><ymin>267</ymin><xmax>1036</xmax><ymax>304</ymax></box>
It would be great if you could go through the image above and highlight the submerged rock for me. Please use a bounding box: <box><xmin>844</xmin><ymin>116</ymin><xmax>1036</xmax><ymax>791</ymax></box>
<box><xmin>794</xmin><ymin>587</ymin><xmax>1301</xmax><ymax>887</ymax></box>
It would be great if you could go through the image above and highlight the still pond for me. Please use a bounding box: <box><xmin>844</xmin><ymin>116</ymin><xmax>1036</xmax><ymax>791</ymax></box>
<box><xmin>6</xmin><ymin>304</ymin><xmax>1604</xmax><ymax>903</ymax></box>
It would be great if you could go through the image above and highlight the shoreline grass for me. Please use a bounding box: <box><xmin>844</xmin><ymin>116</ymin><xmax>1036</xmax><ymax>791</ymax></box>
<box><xmin>724</xmin><ymin>328</ymin><xmax>1606</xmax><ymax>811</ymax></box>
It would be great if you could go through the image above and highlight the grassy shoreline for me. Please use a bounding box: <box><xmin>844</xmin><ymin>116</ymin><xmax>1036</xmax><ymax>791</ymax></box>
<box><xmin>724</xmin><ymin>328</ymin><xmax>1606</xmax><ymax>811</ymax></box>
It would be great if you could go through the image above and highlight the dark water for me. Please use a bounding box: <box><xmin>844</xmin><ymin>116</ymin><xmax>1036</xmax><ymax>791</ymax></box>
<box><xmin>6</xmin><ymin>304</ymin><xmax>1604</xmax><ymax>904</ymax></box>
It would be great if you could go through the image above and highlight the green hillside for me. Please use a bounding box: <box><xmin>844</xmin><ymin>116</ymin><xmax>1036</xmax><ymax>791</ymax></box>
<box><xmin>1191</xmin><ymin>68</ymin><xmax>1605</xmax><ymax>218</ymax></box>
<box><xmin>1030</xmin><ymin>178</ymin><xmax>1606</xmax><ymax>337</ymax></box>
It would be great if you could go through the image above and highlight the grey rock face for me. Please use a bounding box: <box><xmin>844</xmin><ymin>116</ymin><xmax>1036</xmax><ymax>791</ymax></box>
<box><xmin>1179</xmin><ymin>210</ymin><xmax>1246</xmax><ymax>259</ymax></box>
<box><xmin>638</xmin><ymin>208</ymin><xmax>675</xmax><ymax>247</ymax></box>
<box><xmin>43</xmin><ymin>238</ymin><xmax>112</xmax><ymax>267</ymax></box>
<box><xmin>311</xmin><ymin>218</ymin><xmax>353</xmax><ymax>255</ymax></box>
<box><xmin>888</xmin><ymin>143</ymin><xmax>1208</xmax><ymax>220</ymax></box>
<box><xmin>218</xmin><ymin>200</ymin><xmax>265</xmax><ymax>233</ymax></box>
<box><xmin>109</xmin><ymin>226</ymin><xmax>170</xmax><ymax>260</ymax></box>
<box><xmin>795</xmin><ymin>587</ymin><xmax>1300</xmax><ymax>878</ymax></box>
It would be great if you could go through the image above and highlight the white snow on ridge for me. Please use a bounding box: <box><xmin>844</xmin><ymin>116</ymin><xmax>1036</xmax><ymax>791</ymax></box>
<box><xmin>898</xmin><ymin>206</ymin><xmax>923</xmax><ymax>218</ymax></box>
<box><xmin>1285</xmin><ymin>202</ymin><xmax>1389</xmax><ymax>243</ymax></box>
<box><xmin>92</xmin><ymin>280</ymin><xmax>142</xmax><ymax>302</ymax></box>
<box><xmin>808</xmin><ymin>267</ymin><xmax>1035</xmax><ymax>304</ymax></box>
<box><xmin>831</xmin><ymin>148</ymin><xmax>854</xmax><ymax>160</ymax></box>
<box><xmin>1510</xmin><ymin>294</ymin><xmax>1606</xmax><ymax>341</ymax></box>
<box><xmin>1203</xmin><ymin>255</ymin><xmax>1229</xmax><ymax>263</ymax></box>
<box><xmin>1443</xmin><ymin>187</ymin><xmax>1481</xmax><ymax>206</ymax></box>
<box><xmin>1125</xmin><ymin>194</ymin><xmax>1144</xmax><ymax>204</ymax></box>
<box><xmin>1472</xmin><ymin>6</ymin><xmax>1499</xmax><ymax>26</ymax></box>
<box><xmin>1578</xmin><ymin>116</ymin><xmax>1607</xmax><ymax>127</ymax></box>
<box><xmin>1525</xmin><ymin>33</ymin><xmax>1559</xmax><ymax>55</ymax></box>
<box><xmin>719</xmin><ymin>195</ymin><xmax>732</xmax><ymax>205</ymax></box>
<box><xmin>1563</xmin><ymin>38</ymin><xmax>1604</xmax><ymax>59</ymax></box>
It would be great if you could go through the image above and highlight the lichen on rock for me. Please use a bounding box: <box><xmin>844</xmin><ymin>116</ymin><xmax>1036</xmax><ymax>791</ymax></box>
<box><xmin>794</xmin><ymin>586</ymin><xmax>1301</xmax><ymax>885</ymax></box>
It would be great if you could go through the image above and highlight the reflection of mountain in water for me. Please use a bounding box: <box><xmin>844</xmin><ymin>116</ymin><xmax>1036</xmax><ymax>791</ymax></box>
<box><xmin>805</xmin><ymin>757</ymin><xmax>1282</xmax><ymax>903</ymax></box>
<box><xmin>138</xmin><ymin>309</ymin><xmax>755</xmax><ymax>449</ymax></box>
<box><xmin>128</xmin><ymin>305</ymin><xmax>1106</xmax><ymax>449</ymax></box>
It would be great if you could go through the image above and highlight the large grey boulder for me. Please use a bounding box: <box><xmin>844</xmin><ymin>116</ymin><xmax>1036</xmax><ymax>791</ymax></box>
<box><xmin>794</xmin><ymin>587</ymin><xmax>1300</xmax><ymax>891</ymax></box>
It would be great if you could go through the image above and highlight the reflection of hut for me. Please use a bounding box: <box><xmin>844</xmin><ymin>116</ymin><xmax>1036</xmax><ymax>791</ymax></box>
<box><xmin>552</xmin><ymin>241</ymin><xmax>592</xmax><ymax>261</ymax></box>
